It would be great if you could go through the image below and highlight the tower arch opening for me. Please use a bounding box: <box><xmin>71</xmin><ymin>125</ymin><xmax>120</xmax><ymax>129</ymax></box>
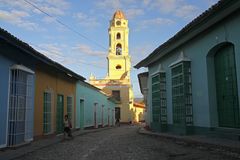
<box><xmin>116</xmin><ymin>65</ymin><xmax>122</xmax><ymax>70</ymax></box>
<box><xmin>116</xmin><ymin>43</ymin><xmax>122</xmax><ymax>55</ymax></box>
<box><xmin>116</xmin><ymin>33</ymin><xmax>121</xmax><ymax>39</ymax></box>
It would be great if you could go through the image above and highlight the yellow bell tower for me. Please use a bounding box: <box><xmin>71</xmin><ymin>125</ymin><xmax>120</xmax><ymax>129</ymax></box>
<box><xmin>107</xmin><ymin>10</ymin><xmax>131</xmax><ymax>80</ymax></box>
<box><xmin>89</xmin><ymin>10</ymin><xmax>134</xmax><ymax>123</ymax></box>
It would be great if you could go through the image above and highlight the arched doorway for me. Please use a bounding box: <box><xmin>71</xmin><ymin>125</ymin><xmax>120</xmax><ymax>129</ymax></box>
<box><xmin>214</xmin><ymin>44</ymin><xmax>239</xmax><ymax>128</ymax></box>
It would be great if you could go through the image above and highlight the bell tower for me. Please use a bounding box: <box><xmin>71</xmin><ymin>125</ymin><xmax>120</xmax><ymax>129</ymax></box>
<box><xmin>107</xmin><ymin>10</ymin><xmax>131</xmax><ymax>80</ymax></box>
<box><xmin>89</xmin><ymin>10</ymin><xmax>134</xmax><ymax>123</ymax></box>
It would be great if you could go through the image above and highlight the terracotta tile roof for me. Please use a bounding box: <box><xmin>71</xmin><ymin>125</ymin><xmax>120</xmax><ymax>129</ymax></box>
<box><xmin>113</xmin><ymin>10</ymin><xmax>126</xmax><ymax>19</ymax></box>
<box><xmin>134</xmin><ymin>102</ymin><xmax>145</xmax><ymax>108</ymax></box>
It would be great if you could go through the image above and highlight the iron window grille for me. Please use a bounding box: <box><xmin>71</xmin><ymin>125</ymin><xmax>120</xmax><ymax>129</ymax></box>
<box><xmin>8</xmin><ymin>66</ymin><xmax>34</xmax><ymax>146</ymax></box>
<box><xmin>43</xmin><ymin>92</ymin><xmax>51</xmax><ymax>134</ymax></box>
<box><xmin>171</xmin><ymin>62</ymin><xmax>193</xmax><ymax>126</ymax></box>
<box><xmin>151</xmin><ymin>72</ymin><xmax>167</xmax><ymax>125</ymax></box>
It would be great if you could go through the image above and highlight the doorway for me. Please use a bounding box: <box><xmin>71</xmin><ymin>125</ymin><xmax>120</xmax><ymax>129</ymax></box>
<box><xmin>214</xmin><ymin>44</ymin><xmax>240</xmax><ymax>128</ymax></box>
<box><xmin>80</xmin><ymin>99</ymin><xmax>84</xmax><ymax>129</ymax></box>
<box><xmin>94</xmin><ymin>103</ymin><xmax>98</xmax><ymax>128</ymax></box>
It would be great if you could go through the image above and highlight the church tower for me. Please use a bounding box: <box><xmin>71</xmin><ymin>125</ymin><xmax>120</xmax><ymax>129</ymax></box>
<box><xmin>89</xmin><ymin>10</ymin><xmax>134</xmax><ymax>123</ymax></box>
<box><xmin>107</xmin><ymin>10</ymin><xmax>131</xmax><ymax>80</ymax></box>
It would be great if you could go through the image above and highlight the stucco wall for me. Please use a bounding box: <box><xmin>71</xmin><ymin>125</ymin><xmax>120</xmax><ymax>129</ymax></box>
<box><xmin>147</xmin><ymin>11</ymin><xmax>240</xmax><ymax>128</ymax></box>
<box><xmin>34</xmin><ymin>68</ymin><xmax>76</xmax><ymax>137</ymax></box>
<box><xmin>102</xmin><ymin>86</ymin><xmax>133</xmax><ymax>122</ymax></box>
<box><xmin>76</xmin><ymin>81</ymin><xmax>115</xmax><ymax>129</ymax></box>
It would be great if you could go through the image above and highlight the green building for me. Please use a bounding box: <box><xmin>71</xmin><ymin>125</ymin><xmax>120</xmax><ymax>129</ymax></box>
<box><xmin>135</xmin><ymin>0</ymin><xmax>240</xmax><ymax>139</ymax></box>
<box><xmin>76</xmin><ymin>81</ymin><xmax>116</xmax><ymax>130</ymax></box>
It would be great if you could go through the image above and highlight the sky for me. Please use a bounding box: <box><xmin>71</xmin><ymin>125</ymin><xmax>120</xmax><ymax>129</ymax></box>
<box><xmin>0</xmin><ymin>0</ymin><xmax>218</xmax><ymax>98</ymax></box>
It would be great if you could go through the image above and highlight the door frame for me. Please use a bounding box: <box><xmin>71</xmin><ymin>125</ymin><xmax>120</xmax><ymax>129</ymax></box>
<box><xmin>214</xmin><ymin>44</ymin><xmax>240</xmax><ymax>128</ymax></box>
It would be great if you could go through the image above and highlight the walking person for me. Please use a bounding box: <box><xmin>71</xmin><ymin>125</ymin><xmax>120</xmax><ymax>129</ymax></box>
<box><xmin>63</xmin><ymin>115</ymin><xmax>73</xmax><ymax>140</ymax></box>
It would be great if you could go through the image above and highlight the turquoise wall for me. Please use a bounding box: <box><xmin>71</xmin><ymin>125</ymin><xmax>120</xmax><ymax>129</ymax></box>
<box><xmin>147</xmin><ymin>11</ymin><xmax>240</xmax><ymax>130</ymax></box>
<box><xmin>76</xmin><ymin>81</ymin><xmax>116</xmax><ymax>129</ymax></box>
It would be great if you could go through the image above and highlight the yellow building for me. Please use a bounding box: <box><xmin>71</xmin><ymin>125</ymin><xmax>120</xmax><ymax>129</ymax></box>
<box><xmin>89</xmin><ymin>10</ymin><xmax>134</xmax><ymax>123</ymax></box>
<box><xmin>34</xmin><ymin>65</ymin><xmax>84</xmax><ymax>138</ymax></box>
<box><xmin>133</xmin><ymin>102</ymin><xmax>145</xmax><ymax>123</ymax></box>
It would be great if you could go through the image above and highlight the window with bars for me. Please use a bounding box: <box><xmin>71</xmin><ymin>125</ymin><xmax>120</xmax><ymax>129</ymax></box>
<box><xmin>171</xmin><ymin>62</ymin><xmax>193</xmax><ymax>126</ymax></box>
<box><xmin>151</xmin><ymin>72</ymin><xmax>167</xmax><ymax>124</ymax></box>
<box><xmin>43</xmin><ymin>92</ymin><xmax>51</xmax><ymax>134</ymax></box>
<box><xmin>8</xmin><ymin>67</ymin><xmax>34</xmax><ymax>146</ymax></box>
<box><xmin>67</xmin><ymin>96</ymin><xmax>73</xmax><ymax>120</ymax></box>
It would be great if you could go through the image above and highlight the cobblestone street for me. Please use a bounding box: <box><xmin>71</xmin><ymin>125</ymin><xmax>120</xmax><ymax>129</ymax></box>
<box><xmin>14</xmin><ymin>125</ymin><xmax>238</xmax><ymax>160</ymax></box>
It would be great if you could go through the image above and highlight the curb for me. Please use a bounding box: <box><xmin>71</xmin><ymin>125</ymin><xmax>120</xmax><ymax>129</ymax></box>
<box><xmin>138</xmin><ymin>127</ymin><xmax>240</xmax><ymax>159</ymax></box>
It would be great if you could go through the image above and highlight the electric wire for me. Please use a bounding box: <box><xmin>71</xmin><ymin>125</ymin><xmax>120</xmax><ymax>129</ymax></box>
<box><xmin>22</xmin><ymin>0</ymin><xmax>141</xmax><ymax>89</ymax></box>
<box><xmin>23</xmin><ymin>0</ymin><xmax>107</xmax><ymax>51</ymax></box>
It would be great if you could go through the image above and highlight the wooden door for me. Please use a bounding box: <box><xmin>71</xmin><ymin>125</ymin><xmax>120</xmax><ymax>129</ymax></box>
<box><xmin>215</xmin><ymin>45</ymin><xmax>239</xmax><ymax>128</ymax></box>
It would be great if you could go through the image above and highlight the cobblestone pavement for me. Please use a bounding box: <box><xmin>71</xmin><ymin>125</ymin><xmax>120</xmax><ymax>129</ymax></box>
<box><xmin>15</xmin><ymin>125</ymin><xmax>239</xmax><ymax>160</ymax></box>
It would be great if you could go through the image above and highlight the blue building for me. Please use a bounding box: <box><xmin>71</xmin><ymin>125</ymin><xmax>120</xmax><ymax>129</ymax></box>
<box><xmin>135</xmin><ymin>0</ymin><xmax>240</xmax><ymax>138</ymax></box>
<box><xmin>0</xmin><ymin>29</ymin><xmax>36</xmax><ymax>148</ymax></box>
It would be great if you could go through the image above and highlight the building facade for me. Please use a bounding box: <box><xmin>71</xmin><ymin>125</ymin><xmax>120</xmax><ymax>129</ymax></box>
<box><xmin>34</xmin><ymin>68</ymin><xmax>81</xmax><ymax>137</ymax></box>
<box><xmin>89</xmin><ymin>10</ymin><xmax>134</xmax><ymax>123</ymax></box>
<box><xmin>0</xmin><ymin>29</ymin><xmax>36</xmax><ymax>148</ymax></box>
<box><xmin>0</xmin><ymin>27</ymin><xmax>86</xmax><ymax>147</ymax></box>
<box><xmin>76</xmin><ymin>81</ymin><xmax>116</xmax><ymax>129</ymax></box>
<box><xmin>133</xmin><ymin>102</ymin><xmax>145</xmax><ymax>122</ymax></box>
<box><xmin>135</xmin><ymin>0</ymin><xmax>240</xmax><ymax>138</ymax></box>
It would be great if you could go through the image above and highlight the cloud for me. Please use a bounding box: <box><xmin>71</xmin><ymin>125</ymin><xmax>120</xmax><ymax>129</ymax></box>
<box><xmin>72</xmin><ymin>44</ymin><xmax>106</xmax><ymax>58</ymax></box>
<box><xmin>94</xmin><ymin>0</ymin><xmax>143</xmax><ymax>19</ymax></box>
<box><xmin>136</xmin><ymin>18</ymin><xmax>174</xmax><ymax>31</ymax></box>
<box><xmin>149</xmin><ymin>0</ymin><xmax>200</xmax><ymax>19</ymax></box>
<box><xmin>125</xmin><ymin>8</ymin><xmax>144</xmax><ymax>19</ymax></box>
<box><xmin>95</xmin><ymin>0</ymin><xmax>121</xmax><ymax>11</ymax></box>
<box><xmin>91</xmin><ymin>60</ymin><xmax>106</xmax><ymax>69</ymax></box>
<box><xmin>143</xmin><ymin>0</ymin><xmax>151</xmax><ymax>5</ymax></box>
<box><xmin>74</xmin><ymin>12</ymin><xmax>99</xmax><ymax>27</ymax></box>
<box><xmin>35</xmin><ymin>43</ymin><xmax>65</xmax><ymax>61</ymax></box>
<box><xmin>0</xmin><ymin>0</ymin><xmax>33</xmax><ymax>11</ymax></box>
<box><xmin>42</xmin><ymin>16</ymin><xmax>56</xmax><ymax>23</ymax></box>
<box><xmin>175</xmin><ymin>5</ymin><xmax>199</xmax><ymax>19</ymax></box>
<box><xmin>0</xmin><ymin>9</ymin><xmax>40</xmax><ymax>30</ymax></box>
<box><xmin>131</xmin><ymin>44</ymin><xmax>155</xmax><ymax>65</ymax></box>
<box><xmin>39</xmin><ymin>5</ymin><xmax>65</xmax><ymax>16</ymax></box>
<box><xmin>0</xmin><ymin>0</ymin><xmax>70</xmax><ymax>16</ymax></box>
<box><xmin>0</xmin><ymin>0</ymin><xmax>70</xmax><ymax>29</ymax></box>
